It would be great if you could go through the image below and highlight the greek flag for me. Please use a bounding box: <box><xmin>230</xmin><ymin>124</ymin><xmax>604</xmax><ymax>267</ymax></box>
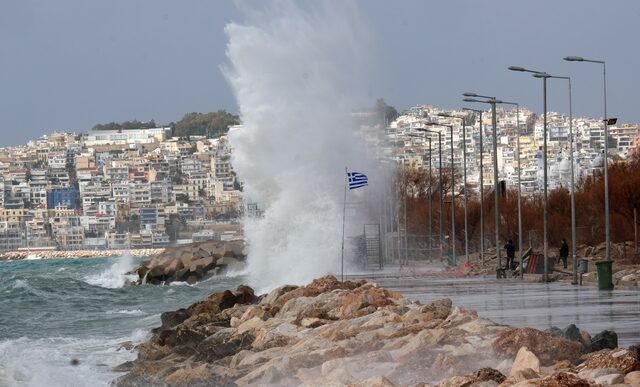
<box><xmin>347</xmin><ymin>171</ymin><xmax>368</xmax><ymax>190</ymax></box>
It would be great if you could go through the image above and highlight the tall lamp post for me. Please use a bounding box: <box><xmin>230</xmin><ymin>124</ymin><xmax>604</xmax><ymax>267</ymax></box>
<box><xmin>417</xmin><ymin>127</ymin><xmax>444</xmax><ymax>261</ymax></box>
<box><xmin>532</xmin><ymin>72</ymin><xmax>577</xmax><ymax>283</ymax></box>
<box><xmin>498</xmin><ymin>100</ymin><xmax>523</xmax><ymax>278</ymax></box>
<box><xmin>507</xmin><ymin>66</ymin><xmax>550</xmax><ymax>282</ymax></box>
<box><xmin>564</xmin><ymin>56</ymin><xmax>612</xmax><ymax>263</ymax></box>
<box><xmin>439</xmin><ymin>113</ymin><xmax>470</xmax><ymax>264</ymax></box>
<box><xmin>463</xmin><ymin>94</ymin><xmax>502</xmax><ymax>271</ymax></box>
<box><xmin>463</xmin><ymin>107</ymin><xmax>485</xmax><ymax>265</ymax></box>
<box><xmin>421</xmin><ymin>123</ymin><xmax>455</xmax><ymax>265</ymax></box>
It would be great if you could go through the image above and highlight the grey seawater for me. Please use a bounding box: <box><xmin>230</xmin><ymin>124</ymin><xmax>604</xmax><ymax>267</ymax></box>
<box><xmin>0</xmin><ymin>255</ymin><xmax>245</xmax><ymax>387</ymax></box>
<box><xmin>370</xmin><ymin>275</ymin><xmax>640</xmax><ymax>348</ymax></box>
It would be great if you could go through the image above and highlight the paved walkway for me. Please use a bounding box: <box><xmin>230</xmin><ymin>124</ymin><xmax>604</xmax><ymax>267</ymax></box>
<box><xmin>365</xmin><ymin>274</ymin><xmax>640</xmax><ymax>347</ymax></box>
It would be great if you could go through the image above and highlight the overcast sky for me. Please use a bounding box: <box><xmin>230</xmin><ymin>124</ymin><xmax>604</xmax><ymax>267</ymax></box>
<box><xmin>1</xmin><ymin>0</ymin><xmax>639</xmax><ymax>146</ymax></box>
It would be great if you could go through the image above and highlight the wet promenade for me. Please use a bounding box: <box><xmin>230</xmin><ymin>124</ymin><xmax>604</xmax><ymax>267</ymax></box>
<box><xmin>350</xmin><ymin>269</ymin><xmax>640</xmax><ymax>347</ymax></box>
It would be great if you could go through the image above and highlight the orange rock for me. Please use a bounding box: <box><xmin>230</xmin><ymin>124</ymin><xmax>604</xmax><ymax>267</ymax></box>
<box><xmin>492</xmin><ymin>327</ymin><xmax>584</xmax><ymax>365</ymax></box>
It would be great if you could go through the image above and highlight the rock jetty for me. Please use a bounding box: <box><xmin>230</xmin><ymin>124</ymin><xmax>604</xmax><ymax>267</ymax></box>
<box><xmin>0</xmin><ymin>248</ymin><xmax>163</xmax><ymax>260</ymax></box>
<box><xmin>114</xmin><ymin>275</ymin><xmax>640</xmax><ymax>386</ymax></box>
<box><xmin>132</xmin><ymin>240</ymin><xmax>246</xmax><ymax>285</ymax></box>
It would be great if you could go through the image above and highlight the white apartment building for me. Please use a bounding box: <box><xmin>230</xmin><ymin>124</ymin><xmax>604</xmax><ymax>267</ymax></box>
<box><xmin>82</xmin><ymin>127</ymin><xmax>171</xmax><ymax>147</ymax></box>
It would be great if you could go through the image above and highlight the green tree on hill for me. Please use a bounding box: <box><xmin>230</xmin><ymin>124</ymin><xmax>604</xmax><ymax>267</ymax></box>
<box><xmin>92</xmin><ymin>119</ymin><xmax>157</xmax><ymax>131</ymax></box>
<box><xmin>174</xmin><ymin>110</ymin><xmax>240</xmax><ymax>138</ymax></box>
<box><xmin>375</xmin><ymin>98</ymin><xmax>399</xmax><ymax>126</ymax></box>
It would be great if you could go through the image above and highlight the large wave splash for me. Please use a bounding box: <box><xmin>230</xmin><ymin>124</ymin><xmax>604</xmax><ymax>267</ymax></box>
<box><xmin>84</xmin><ymin>253</ymin><xmax>136</xmax><ymax>289</ymax></box>
<box><xmin>224</xmin><ymin>2</ymin><xmax>381</xmax><ymax>291</ymax></box>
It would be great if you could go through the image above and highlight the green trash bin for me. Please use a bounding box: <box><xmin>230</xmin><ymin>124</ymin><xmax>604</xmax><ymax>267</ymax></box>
<box><xmin>595</xmin><ymin>260</ymin><xmax>614</xmax><ymax>290</ymax></box>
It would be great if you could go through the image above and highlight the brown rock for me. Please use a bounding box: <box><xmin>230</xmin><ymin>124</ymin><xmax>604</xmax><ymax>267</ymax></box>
<box><xmin>625</xmin><ymin>370</ymin><xmax>640</xmax><ymax>386</ymax></box>
<box><xmin>420</xmin><ymin>298</ymin><xmax>452</xmax><ymax>320</ymax></box>
<box><xmin>260</xmin><ymin>284</ymin><xmax>300</xmax><ymax>308</ymax></box>
<box><xmin>577</xmin><ymin>348</ymin><xmax>640</xmax><ymax>374</ymax></box>
<box><xmin>346</xmin><ymin>375</ymin><xmax>397</xmax><ymax>387</ymax></box>
<box><xmin>492</xmin><ymin>327</ymin><xmax>584</xmax><ymax>365</ymax></box>
<box><xmin>188</xmin><ymin>256</ymin><xmax>215</xmax><ymax>273</ymax></box>
<box><xmin>552</xmin><ymin>360</ymin><xmax>572</xmax><ymax>370</ymax></box>
<box><xmin>474</xmin><ymin>367</ymin><xmax>506</xmax><ymax>384</ymax></box>
<box><xmin>506</xmin><ymin>368</ymin><xmax>540</xmax><ymax>384</ymax></box>
<box><xmin>234</xmin><ymin>285</ymin><xmax>255</xmax><ymax>304</ymax></box>
<box><xmin>537</xmin><ymin>371</ymin><xmax>596</xmax><ymax>386</ymax></box>
<box><xmin>437</xmin><ymin>375</ymin><xmax>476</xmax><ymax>387</ymax></box>
<box><xmin>300</xmin><ymin>317</ymin><xmax>326</xmax><ymax>328</ymax></box>
<box><xmin>163</xmin><ymin>259</ymin><xmax>184</xmax><ymax>277</ymax></box>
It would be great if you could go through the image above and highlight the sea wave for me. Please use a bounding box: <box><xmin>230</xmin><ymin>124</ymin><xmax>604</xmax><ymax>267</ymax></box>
<box><xmin>84</xmin><ymin>253</ymin><xmax>136</xmax><ymax>289</ymax></box>
<box><xmin>0</xmin><ymin>330</ymin><xmax>148</xmax><ymax>387</ymax></box>
<box><xmin>105</xmin><ymin>309</ymin><xmax>144</xmax><ymax>316</ymax></box>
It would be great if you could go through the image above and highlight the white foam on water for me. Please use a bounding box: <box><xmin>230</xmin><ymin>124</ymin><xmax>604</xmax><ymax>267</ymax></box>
<box><xmin>24</xmin><ymin>254</ymin><xmax>42</xmax><ymax>260</ymax></box>
<box><xmin>84</xmin><ymin>253</ymin><xmax>137</xmax><ymax>289</ymax></box>
<box><xmin>225</xmin><ymin>1</ymin><xmax>382</xmax><ymax>291</ymax></box>
<box><xmin>105</xmin><ymin>309</ymin><xmax>144</xmax><ymax>316</ymax></box>
<box><xmin>0</xmin><ymin>329</ymin><xmax>148</xmax><ymax>387</ymax></box>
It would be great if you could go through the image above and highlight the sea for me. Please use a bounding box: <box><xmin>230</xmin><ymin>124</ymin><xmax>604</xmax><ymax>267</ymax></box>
<box><xmin>0</xmin><ymin>254</ymin><xmax>245</xmax><ymax>387</ymax></box>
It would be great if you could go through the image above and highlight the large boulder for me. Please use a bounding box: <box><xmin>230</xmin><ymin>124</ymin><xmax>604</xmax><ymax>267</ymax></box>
<box><xmin>576</xmin><ymin>348</ymin><xmax>640</xmax><ymax>374</ymax></box>
<box><xmin>492</xmin><ymin>327</ymin><xmax>584</xmax><ymax>365</ymax></box>
<box><xmin>132</xmin><ymin>240</ymin><xmax>247</xmax><ymax>285</ymax></box>
<box><xmin>590</xmin><ymin>330</ymin><xmax>618</xmax><ymax>352</ymax></box>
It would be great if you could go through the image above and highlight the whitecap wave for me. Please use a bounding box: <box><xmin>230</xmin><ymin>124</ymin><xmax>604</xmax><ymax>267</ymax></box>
<box><xmin>168</xmin><ymin>281</ymin><xmax>191</xmax><ymax>286</ymax></box>
<box><xmin>0</xmin><ymin>329</ymin><xmax>149</xmax><ymax>387</ymax></box>
<box><xmin>84</xmin><ymin>253</ymin><xmax>136</xmax><ymax>289</ymax></box>
<box><xmin>24</xmin><ymin>254</ymin><xmax>42</xmax><ymax>260</ymax></box>
<box><xmin>105</xmin><ymin>309</ymin><xmax>144</xmax><ymax>316</ymax></box>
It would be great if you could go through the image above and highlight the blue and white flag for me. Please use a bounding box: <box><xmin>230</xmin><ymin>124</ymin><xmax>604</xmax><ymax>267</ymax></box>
<box><xmin>347</xmin><ymin>171</ymin><xmax>368</xmax><ymax>190</ymax></box>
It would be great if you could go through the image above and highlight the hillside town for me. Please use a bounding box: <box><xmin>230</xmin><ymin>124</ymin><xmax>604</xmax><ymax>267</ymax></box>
<box><xmin>0</xmin><ymin>126</ymin><xmax>244</xmax><ymax>253</ymax></box>
<box><xmin>389</xmin><ymin>105</ymin><xmax>640</xmax><ymax>195</ymax></box>
<box><xmin>0</xmin><ymin>106</ymin><xmax>638</xmax><ymax>254</ymax></box>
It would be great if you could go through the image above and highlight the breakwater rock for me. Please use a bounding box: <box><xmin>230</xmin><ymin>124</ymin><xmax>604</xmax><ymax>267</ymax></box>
<box><xmin>0</xmin><ymin>248</ymin><xmax>163</xmax><ymax>260</ymax></box>
<box><xmin>132</xmin><ymin>240</ymin><xmax>246</xmax><ymax>285</ymax></box>
<box><xmin>113</xmin><ymin>275</ymin><xmax>639</xmax><ymax>386</ymax></box>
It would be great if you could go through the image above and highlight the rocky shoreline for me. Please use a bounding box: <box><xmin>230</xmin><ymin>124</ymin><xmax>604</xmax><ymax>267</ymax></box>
<box><xmin>0</xmin><ymin>248</ymin><xmax>164</xmax><ymax>260</ymax></box>
<box><xmin>114</xmin><ymin>275</ymin><xmax>640</xmax><ymax>386</ymax></box>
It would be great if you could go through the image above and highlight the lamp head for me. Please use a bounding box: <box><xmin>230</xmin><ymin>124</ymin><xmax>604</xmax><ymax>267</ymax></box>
<box><xmin>564</xmin><ymin>56</ymin><xmax>584</xmax><ymax>62</ymax></box>
<box><xmin>533</xmin><ymin>73</ymin><xmax>550</xmax><ymax>78</ymax></box>
<box><xmin>463</xmin><ymin>98</ymin><xmax>479</xmax><ymax>103</ymax></box>
<box><xmin>462</xmin><ymin>92</ymin><xmax>478</xmax><ymax>97</ymax></box>
<box><xmin>508</xmin><ymin>66</ymin><xmax>526</xmax><ymax>72</ymax></box>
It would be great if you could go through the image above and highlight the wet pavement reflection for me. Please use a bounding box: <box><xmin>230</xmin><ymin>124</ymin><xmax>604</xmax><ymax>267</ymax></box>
<box><xmin>367</xmin><ymin>275</ymin><xmax>639</xmax><ymax>347</ymax></box>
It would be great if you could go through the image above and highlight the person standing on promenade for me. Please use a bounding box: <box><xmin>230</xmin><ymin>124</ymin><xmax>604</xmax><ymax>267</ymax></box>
<box><xmin>504</xmin><ymin>240</ymin><xmax>515</xmax><ymax>270</ymax></box>
<box><xmin>559</xmin><ymin>238</ymin><xmax>569</xmax><ymax>269</ymax></box>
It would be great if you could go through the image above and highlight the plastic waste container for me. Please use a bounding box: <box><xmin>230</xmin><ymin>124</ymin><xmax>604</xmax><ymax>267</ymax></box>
<box><xmin>595</xmin><ymin>260</ymin><xmax>614</xmax><ymax>290</ymax></box>
<box><xmin>578</xmin><ymin>259</ymin><xmax>588</xmax><ymax>274</ymax></box>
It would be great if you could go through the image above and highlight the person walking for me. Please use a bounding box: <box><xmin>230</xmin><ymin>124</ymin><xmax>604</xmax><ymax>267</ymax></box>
<box><xmin>559</xmin><ymin>238</ymin><xmax>569</xmax><ymax>269</ymax></box>
<box><xmin>504</xmin><ymin>239</ymin><xmax>515</xmax><ymax>270</ymax></box>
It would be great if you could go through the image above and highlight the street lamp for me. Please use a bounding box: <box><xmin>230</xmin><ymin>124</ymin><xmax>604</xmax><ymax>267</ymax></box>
<box><xmin>533</xmin><ymin>72</ymin><xmax>577</xmax><ymax>284</ymax></box>
<box><xmin>463</xmin><ymin>107</ymin><xmax>485</xmax><ymax>265</ymax></box>
<box><xmin>507</xmin><ymin>66</ymin><xmax>550</xmax><ymax>282</ymax></box>
<box><xmin>424</xmin><ymin>123</ymin><xmax>455</xmax><ymax>265</ymax></box>
<box><xmin>422</xmin><ymin>123</ymin><xmax>455</xmax><ymax>265</ymax></box>
<box><xmin>416</xmin><ymin>127</ymin><xmax>444</xmax><ymax>261</ymax></box>
<box><xmin>439</xmin><ymin>112</ymin><xmax>470</xmax><ymax>264</ymax></box>
<box><xmin>463</xmin><ymin>94</ymin><xmax>502</xmax><ymax>271</ymax></box>
<box><xmin>497</xmin><ymin>100</ymin><xmax>523</xmax><ymax>279</ymax></box>
<box><xmin>407</xmin><ymin>133</ymin><xmax>434</xmax><ymax>257</ymax></box>
<box><xmin>564</xmin><ymin>56</ymin><xmax>612</xmax><ymax>262</ymax></box>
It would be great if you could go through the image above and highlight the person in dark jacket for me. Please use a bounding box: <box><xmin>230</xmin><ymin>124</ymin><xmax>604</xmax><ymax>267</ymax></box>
<box><xmin>504</xmin><ymin>240</ymin><xmax>515</xmax><ymax>270</ymax></box>
<box><xmin>559</xmin><ymin>238</ymin><xmax>569</xmax><ymax>269</ymax></box>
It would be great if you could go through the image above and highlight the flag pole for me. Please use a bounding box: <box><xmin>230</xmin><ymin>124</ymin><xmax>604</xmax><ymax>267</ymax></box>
<box><xmin>341</xmin><ymin>167</ymin><xmax>348</xmax><ymax>282</ymax></box>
